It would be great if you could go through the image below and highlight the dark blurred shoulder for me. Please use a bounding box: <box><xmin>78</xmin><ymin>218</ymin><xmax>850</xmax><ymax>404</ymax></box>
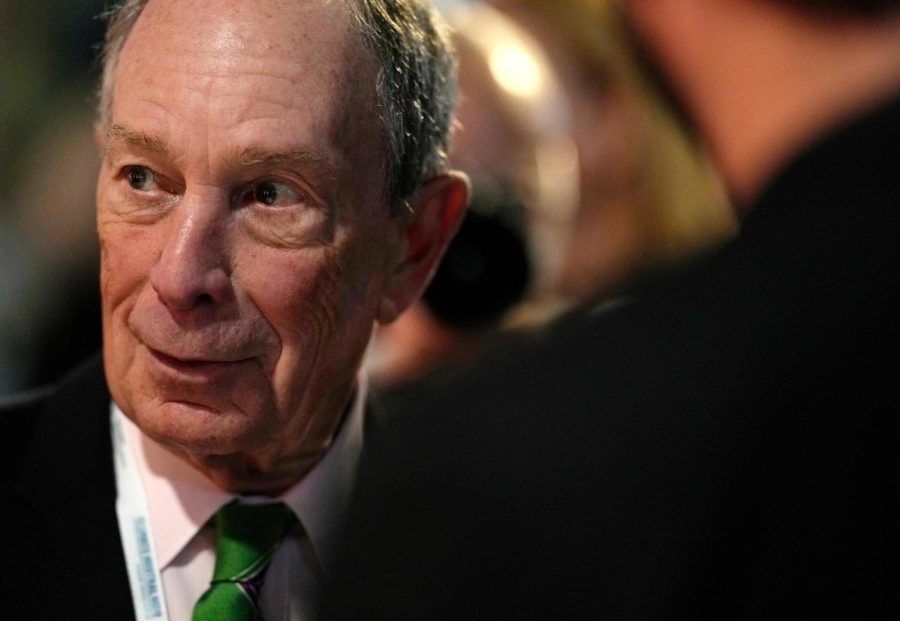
<box><xmin>0</xmin><ymin>384</ymin><xmax>54</xmax><ymax>484</ymax></box>
<box><xmin>0</xmin><ymin>353</ymin><xmax>106</xmax><ymax>484</ymax></box>
<box><xmin>371</xmin><ymin>288</ymin><xmax>636</xmax><ymax>427</ymax></box>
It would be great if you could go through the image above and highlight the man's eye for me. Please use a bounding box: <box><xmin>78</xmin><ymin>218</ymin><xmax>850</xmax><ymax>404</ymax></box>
<box><xmin>125</xmin><ymin>165</ymin><xmax>156</xmax><ymax>191</ymax></box>
<box><xmin>248</xmin><ymin>180</ymin><xmax>303</xmax><ymax>207</ymax></box>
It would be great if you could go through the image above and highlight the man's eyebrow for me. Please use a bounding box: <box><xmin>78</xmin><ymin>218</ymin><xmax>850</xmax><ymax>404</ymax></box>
<box><xmin>106</xmin><ymin>123</ymin><xmax>170</xmax><ymax>155</ymax></box>
<box><xmin>235</xmin><ymin>146</ymin><xmax>335</xmax><ymax>170</ymax></box>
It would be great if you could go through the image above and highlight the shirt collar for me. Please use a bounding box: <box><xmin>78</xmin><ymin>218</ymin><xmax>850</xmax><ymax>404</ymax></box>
<box><xmin>116</xmin><ymin>369</ymin><xmax>367</xmax><ymax>576</ymax></box>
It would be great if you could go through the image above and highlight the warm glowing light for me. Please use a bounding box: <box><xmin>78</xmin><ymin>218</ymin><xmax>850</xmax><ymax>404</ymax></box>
<box><xmin>488</xmin><ymin>45</ymin><xmax>544</xmax><ymax>99</ymax></box>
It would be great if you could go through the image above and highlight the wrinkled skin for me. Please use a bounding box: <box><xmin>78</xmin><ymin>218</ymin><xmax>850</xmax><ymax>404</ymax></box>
<box><xmin>97</xmin><ymin>0</ymin><xmax>428</xmax><ymax>494</ymax></box>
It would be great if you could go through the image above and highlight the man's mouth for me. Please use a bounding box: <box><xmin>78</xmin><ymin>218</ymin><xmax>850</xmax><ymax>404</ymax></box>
<box><xmin>147</xmin><ymin>346</ymin><xmax>249</xmax><ymax>371</ymax></box>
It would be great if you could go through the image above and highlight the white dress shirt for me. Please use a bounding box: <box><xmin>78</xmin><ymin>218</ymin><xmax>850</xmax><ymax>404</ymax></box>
<box><xmin>113</xmin><ymin>372</ymin><xmax>366</xmax><ymax>621</ymax></box>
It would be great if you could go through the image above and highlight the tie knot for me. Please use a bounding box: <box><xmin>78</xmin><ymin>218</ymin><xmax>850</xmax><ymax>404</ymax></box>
<box><xmin>212</xmin><ymin>501</ymin><xmax>296</xmax><ymax>583</ymax></box>
<box><xmin>194</xmin><ymin>502</ymin><xmax>296</xmax><ymax>620</ymax></box>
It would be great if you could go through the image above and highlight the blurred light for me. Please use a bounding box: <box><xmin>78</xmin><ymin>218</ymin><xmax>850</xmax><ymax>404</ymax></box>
<box><xmin>489</xmin><ymin>45</ymin><xmax>545</xmax><ymax>99</ymax></box>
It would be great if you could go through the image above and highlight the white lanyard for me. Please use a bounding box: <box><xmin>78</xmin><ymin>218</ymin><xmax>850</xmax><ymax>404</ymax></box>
<box><xmin>111</xmin><ymin>405</ymin><xmax>171</xmax><ymax>621</ymax></box>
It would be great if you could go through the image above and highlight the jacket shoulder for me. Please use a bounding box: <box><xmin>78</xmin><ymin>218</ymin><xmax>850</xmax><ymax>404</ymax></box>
<box><xmin>0</xmin><ymin>386</ymin><xmax>53</xmax><ymax>485</ymax></box>
<box><xmin>0</xmin><ymin>385</ymin><xmax>55</xmax><ymax>416</ymax></box>
<box><xmin>0</xmin><ymin>354</ymin><xmax>107</xmax><ymax>486</ymax></box>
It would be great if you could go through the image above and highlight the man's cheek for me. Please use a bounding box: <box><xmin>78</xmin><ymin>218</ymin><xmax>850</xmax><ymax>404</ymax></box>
<box><xmin>100</xmin><ymin>220</ymin><xmax>162</xmax><ymax>283</ymax></box>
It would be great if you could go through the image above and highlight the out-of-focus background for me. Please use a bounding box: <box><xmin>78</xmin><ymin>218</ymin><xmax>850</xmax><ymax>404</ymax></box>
<box><xmin>0</xmin><ymin>0</ymin><xmax>736</xmax><ymax>396</ymax></box>
<box><xmin>1</xmin><ymin>0</ymin><xmax>107</xmax><ymax>393</ymax></box>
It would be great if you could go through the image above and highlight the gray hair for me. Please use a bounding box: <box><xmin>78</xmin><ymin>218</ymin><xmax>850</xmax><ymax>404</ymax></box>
<box><xmin>97</xmin><ymin>0</ymin><xmax>458</xmax><ymax>213</ymax></box>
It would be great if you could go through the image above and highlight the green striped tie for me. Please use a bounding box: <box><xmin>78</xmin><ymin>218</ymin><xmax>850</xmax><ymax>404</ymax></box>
<box><xmin>192</xmin><ymin>502</ymin><xmax>297</xmax><ymax>621</ymax></box>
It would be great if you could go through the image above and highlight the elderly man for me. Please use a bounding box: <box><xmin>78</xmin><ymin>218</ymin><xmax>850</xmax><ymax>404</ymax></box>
<box><xmin>0</xmin><ymin>0</ymin><xmax>467</xmax><ymax>619</ymax></box>
<box><xmin>323</xmin><ymin>0</ymin><xmax>900</xmax><ymax>618</ymax></box>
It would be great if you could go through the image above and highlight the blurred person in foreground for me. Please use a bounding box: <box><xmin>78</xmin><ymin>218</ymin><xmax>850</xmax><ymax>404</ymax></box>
<box><xmin>323</xmin><ymin>0</ymin><xmax>900</xmax><ymax>617</ymax></box>
<box><xmin>0</xmin><ymin>0</ymin><xmax>468</xmax><ymax>619</ymax></box>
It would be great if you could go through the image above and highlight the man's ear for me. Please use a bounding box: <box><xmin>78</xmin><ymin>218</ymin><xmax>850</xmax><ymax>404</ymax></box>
<box><xmin>377</xmin><ymin>171</ymin><xmax>469</xmax><ymax>325</ymax></box>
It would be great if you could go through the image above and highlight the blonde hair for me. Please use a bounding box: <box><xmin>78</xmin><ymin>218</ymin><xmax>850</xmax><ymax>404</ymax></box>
<box><xmin>497</xmin><ymin>0</ymin><xmax>736</xmax><ymax>296</ymax></box>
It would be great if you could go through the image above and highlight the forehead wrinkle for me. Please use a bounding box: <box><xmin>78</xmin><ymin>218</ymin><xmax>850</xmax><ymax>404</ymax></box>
<box><xmin>116</xmin><ymin>0</ymin><xmax>385</xmax><ymax>203</ymax></box>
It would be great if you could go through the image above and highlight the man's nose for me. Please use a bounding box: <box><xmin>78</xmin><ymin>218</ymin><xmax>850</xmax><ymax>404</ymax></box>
<box><xmin>149</xmin><ymin>193</ymin><xmax>234</xmax><ymax>311</ymax></box>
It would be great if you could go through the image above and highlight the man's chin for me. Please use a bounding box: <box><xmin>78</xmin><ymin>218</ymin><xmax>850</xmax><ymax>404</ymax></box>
<box><xmin>130</xmin><ymin>399</ymin><xmax>269</xmax><ymax>458</ymax></box>
<box><xmin>182</xmin><ymin>453</ymin><xmax>312</xmax><ymax>496</ymax></box>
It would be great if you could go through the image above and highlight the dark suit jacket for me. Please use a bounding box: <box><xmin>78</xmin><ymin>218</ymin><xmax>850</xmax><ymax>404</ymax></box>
<box><xmin>322</xmin><ymin>98</ymin><xmax>900</xmax><ymax>619</ymax></box>
<box><xmin>1</xmin><ymin>353</ymin><xmax>384</xmax><ymax>620</ymax></box>
<box><xmin>0</xmin><ymin>355</ymin><xmax>135</xmax><ymax>619</ymax></box>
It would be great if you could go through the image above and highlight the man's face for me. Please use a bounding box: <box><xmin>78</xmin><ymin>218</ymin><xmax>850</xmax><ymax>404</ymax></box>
<box><xmin>97</xmin><ymin>0</ymin><xmax>402</xmax><ymax>492</ymax></box>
